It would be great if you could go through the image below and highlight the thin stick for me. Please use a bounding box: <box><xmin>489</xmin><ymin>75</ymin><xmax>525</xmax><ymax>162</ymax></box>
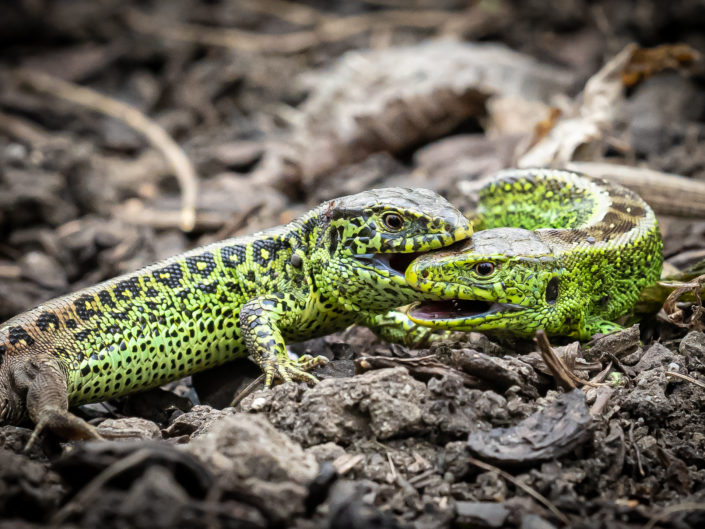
<box><xmin>127</xmin><ymin>8</ymin><xmax>454</xmax><ymax>54</ymax></box>
<box><xmin>229</xmin><ymin>374</ymin><xmax>265</xmax><ymax>408</ymax></box>
<box><xmin>15</xmin><ymin>69</ymin><xmax>198</xmax><ymax>232</ymax></box>
<box><xmin>236</xmin><ymin>0</ymin><xmax>322</xmax><ymax>26</ymax></box>
<box><xmin>628</xmin><ymin>422</ymin><xmax>645</xmax><ymax>477</ymax></box>
<box><xmin>588</xmin><ymin>386</ymin><xmax>614</xmax><ymax>417</ymax></box>
<box><xmin>536</xmin><ymin>331</ymin><xmax>577</xmax><ymax>390</ymax></box>
<box><xmin>51</xmin><ymin>449</ymin><xmax>152</xmax><ymax>524</ymax></box>
<box><xmin>127</xmin><ymin>9</ymin><xmax>318</xmax><ymax>54</ymax></box>
<box><xmin>644</xmin><ymin>502</ymin><xmax>705</xmax><ymax>529</ymax></box>
<box><xmin>467</xmin><ymin>457</ymin><xmax>571</xmax><ymax>526</ymax></box>
<box><xmin>387</xmin><ymin>451</ymin><xmax>397</xmax><ymax>481</ymax></box>
<box><xmin>666</xmin><ymin>370</ymin><xmax>705</xmax><ymax>390</ymax></box>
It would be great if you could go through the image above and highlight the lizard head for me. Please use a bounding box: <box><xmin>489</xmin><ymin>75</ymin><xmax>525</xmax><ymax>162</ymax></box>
<box><xmin>318</xmin><ymin>187</ymin><xmax>472</xmax><ymax>311</ymax></box>
<box><xmin>405</xmin><ymin>227</ymin><xmax>562</xmax><ymax>337</ymax></box>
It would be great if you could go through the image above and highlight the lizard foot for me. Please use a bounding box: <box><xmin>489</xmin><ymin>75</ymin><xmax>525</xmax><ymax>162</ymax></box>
<box><xmin>26</xmin><ymin>407</ymin><xmax>103</xmax><ymax>452</ymax></box>
<box><xmin>263</xmin><ymin>354</ymin><xmax>329</xmax><ymax>388</ymax></box>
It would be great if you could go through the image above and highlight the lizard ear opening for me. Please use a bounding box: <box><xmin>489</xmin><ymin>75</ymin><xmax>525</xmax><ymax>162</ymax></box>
<box><xmin>545</xmin><ymin>277</ymin><xmax>559</xmax><ymax>304</ymax></box>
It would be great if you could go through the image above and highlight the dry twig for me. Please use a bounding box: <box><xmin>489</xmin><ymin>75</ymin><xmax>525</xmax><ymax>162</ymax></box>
<box><xmin>112</xmin><ymin>203</ymin><xmax>226</xmax><ymax>231</ymax></box>
<box><xmin>229</xmin><ymin>374</ymin><xmax>266</xmax><ymax>408</ymax></box>
<box><xmin>645</xmin><ymin>502</ymin><xmax>705</xmax><ymax>529</ymax></box>
<box><xmin>661</xmin><ymin>274</ymin><xmax>705</xmax><ymax>331</ymax></box>
<box><xmin>467</xmin><ymin>457</ymin><xmax>570</xmax><ymax>526</ymax></box>
<box><xmin>15</xmin><ymin>69</ymin><xmax>198</xmax><ymax>232</ymax></box>
<box><xmin>126</xmin><ymin>7</ymin><xmax>455</xmax><ymax>54</ymax></box>
<box><xmin>51</xmin><ymin>449</ymin><xmax>153</xmax><ymax>524</ymax></box>
<box><xmin>665</xmin><ymin>370</ymin><xmax>705</xmax><ymax>390</ymax></box>
<box><xmin>628</xmin><ymin>423</ymin><xmax>645</xmax><ymax>477</ymax></box>
<box><xmin>535</xmin><ymin>330</ymin><xmax>601</xmax><ymax>389</ymax></box>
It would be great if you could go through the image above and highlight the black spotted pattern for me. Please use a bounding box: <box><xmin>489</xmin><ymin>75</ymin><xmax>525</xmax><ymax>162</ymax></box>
<box><xmin>8</xmin><ymin>326</ymin><xmax>34</xmax><ymax>347</ymax></box>
<box><xmin>153</xmin><ymin>263</ymin><xmax>184</xmax><ymax>287</ymax></box>
<box><xmin>186</xmin><ymin>252</ymin><xmax>217</xmax><ymax>277</ymax></box>
<box><xmin>36</xmin><ymin>311</ymin><xmax>60</xmax><ymax>332</ymax></box>
<box><xmin>221</xmin><ymin>244</ymin><xmax>247</xmax><ymax>269</ymax></box>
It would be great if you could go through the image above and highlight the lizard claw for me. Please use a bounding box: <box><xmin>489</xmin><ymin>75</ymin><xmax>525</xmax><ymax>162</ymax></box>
<box><xmin>263</xmin><ymin>354</ymin><xmax>328</xmax><ymax>388</ymax></box>
<box><xmin>25</xmin><ymin>407</ymin><xmax>103</xmax><ymax>452</ymax></box>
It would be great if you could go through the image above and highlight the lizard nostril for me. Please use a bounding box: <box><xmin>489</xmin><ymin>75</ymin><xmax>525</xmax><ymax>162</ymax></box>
<box><xmin>421</xmin><ymin>270</ymin><xmax>429</xmax><ymax>279</ymax></box>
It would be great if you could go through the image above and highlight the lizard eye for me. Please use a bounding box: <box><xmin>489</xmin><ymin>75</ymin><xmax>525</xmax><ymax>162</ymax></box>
<box><xmin>382</xmin><ymin>213</ymin><xmax>404</xmax><ymax>231</ymax></box>
<box><xmin>475</xmin><ymin>262</ymin><xmax>495</xmax><ymax>276</ymax></box>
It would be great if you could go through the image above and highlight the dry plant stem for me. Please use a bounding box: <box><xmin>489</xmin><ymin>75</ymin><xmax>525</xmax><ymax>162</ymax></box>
<box><xmin>112</xmin><ymin>204</ymin><xmax>226</xmax><ymax>231</ymax></box>
<box><xmin>589</xmin><ymin>386</ymin><xmax>615</xmax><ymax>416</ymax></box>
<box><xmin>662</xmin><ymin>274</ymin><xmax>705</xmax><ymax>330</ymax></box>
<box><xmin>127</xmin><ymin>8</ymin><xmax>454</xmax><ymax>54</ymax></box>
<box><xmin>332</xmin><ymin>453</ymin><xmax>364</xmax><ymax>475</ymax></box>
<box><xmin>229</xmin><ymin>374</ymin><xmax>266</xmax><ymax>408</ymax></box>
<box><xmin>127</xmin><ymin>10</ymin><xmax>318</xmax><ymax>54</ymax></box>
<box><xmin>51</xmin><ymin>449</ymin><xmax>153</xmax><ymax>524</ymax></box>
<box><xmin>236</xmin><ymin>0</ymin><xmax>323</xmax><ymax>26</ymax></box>
<box><xmin>467</xmin><ymin>457</ymin><xmax>570</xmax><ymax>526</ymax></box>
<box><xmin>645</xmin><ymin>502</ymin><xmax>705</xmax><ymax>529</ymax></box>
<box><xmin>0</xmin><ymin>109</ymin><xmax>53</xmax><ymax>145</ymax></box>
<box><xmin>628</xmin><ymin>422</ymin><xmax>645</xmax><ymax>477</ymax></box>
<box><xmin>0</xmin><ymin>264</ymin><xmax>21</xmax><ymax>280</ymax></box>
<box><xmin>15</xmin><ymin>69</ymin><xmax>198</xmax><ymax>232</ymax></box>
<box><xmin>535</xmin><ymin>330</ymin><xmax>578</xmax><ymax>390</ymax></box>
<box><xmin>590</xmin><ymin>361</ymin><xmax>613</xmax><ymax>384</ymax></box>
<box><xmin>386</xmin><ymin>451</ymin><xmax>397</xmax><ymax>480</ymax></box>
<box><xmin>665</xmin><ymin>370</ymin><xmax>705</xmax><ymax>390</ymax></box>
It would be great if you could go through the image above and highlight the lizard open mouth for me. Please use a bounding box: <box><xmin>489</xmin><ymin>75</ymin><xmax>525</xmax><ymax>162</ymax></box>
<box><xmin>355</xmin><ymin>252</ymin><xmax>425</xmax><ymax>277</ymax></box>
<box><xmin>408</xmin><ymin>299</ymin><xmax>524</xmax><ymax>320</ymax></box>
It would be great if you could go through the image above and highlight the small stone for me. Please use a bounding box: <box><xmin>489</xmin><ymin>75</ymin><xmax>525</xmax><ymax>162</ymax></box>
<box><xmin>456</xmin><ymin>501</ymin><xmax>509</xmax><ymax>528</ymax></box>
<box><xmin>305</xmin><ymin>442</ymin><xmax>346</xmax><ymax>464</ymax></box>
<box><xmin>633</xmin><ymin>343</ymin><xmax>680</xmax><ymax>374</ymax></box>
<box><xmin>521</xmin><ymin>514</ymin><xmax>558</xmax><ymax>529</ymax></box>
<box><xmin>97</xmin><ymin>417</ymin><xmax>162</xmax><ymax>440</ymax></box>
<box><xmin>679</xmin><ymin>331</ymin><xmax>705</xmax><ymax>361</ymax></box>
<box><xmin>185</xmin><ymin>414</ymin><xmax>318</xmax><ymax>523</ymax></box>
<box><xmin>584</xmin><ymin>324</ymin><xmax>640</xmax><ymax>361</ymax></box>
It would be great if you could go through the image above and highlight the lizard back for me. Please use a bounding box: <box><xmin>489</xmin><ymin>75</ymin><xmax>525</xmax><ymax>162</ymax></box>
<box><xmin>0</xmin><ymin>221</ymin><xmax>307</xmax><ymax>404</ymax></box>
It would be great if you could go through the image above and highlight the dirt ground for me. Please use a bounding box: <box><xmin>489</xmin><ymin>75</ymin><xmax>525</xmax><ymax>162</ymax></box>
<box><xmin>1</xmin><ymin>1</ymin><xmax>705</xmax><ymax>528</ymax></box>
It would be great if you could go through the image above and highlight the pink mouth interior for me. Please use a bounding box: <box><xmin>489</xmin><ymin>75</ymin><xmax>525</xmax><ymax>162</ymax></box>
<box><xmin>409</xmin><ymin>299</ymin><xmax>493</xmax><ymax>319</ymax></box>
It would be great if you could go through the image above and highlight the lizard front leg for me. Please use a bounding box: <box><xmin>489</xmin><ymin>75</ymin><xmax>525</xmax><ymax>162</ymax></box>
<box><xmin>240</xmin><ymin>293</ymin><xmax>328</xmax><ymax>387</ymax></box>
<box><xmin>360</xmin><ymin>310</ymin><xmax>455</xmax><ymax>348</ymax></box>
<box><xmin>581</xmin><ymin>317</ymin><xmax>625</xmax><ymax>339</ymax></box>
<box><xmin>13</xmin><ymin>356</ymin><xmax>102</xmax><ymax>449</ymax></box>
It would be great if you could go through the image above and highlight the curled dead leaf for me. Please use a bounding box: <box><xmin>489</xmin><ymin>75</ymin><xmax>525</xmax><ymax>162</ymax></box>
<box><xmin>661</xmin><ymin>274</ymin><xmax>705</xmax><ymax>331</ymax></box>
<box><xmin>622</xmin><ymin>44</ymin><xmax>701</xmax><ymax>87</ymax></box>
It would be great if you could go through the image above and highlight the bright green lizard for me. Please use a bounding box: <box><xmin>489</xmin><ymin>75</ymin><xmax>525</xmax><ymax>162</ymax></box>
<box><xmin>405</xmin><ymin>169</ymin><xmax>664</xmax><ymax>339</ymax></box>
<box><xmin>0</xmin><ymin>188</ymin><xmax>471</xmax><ymax>442</ymax></box>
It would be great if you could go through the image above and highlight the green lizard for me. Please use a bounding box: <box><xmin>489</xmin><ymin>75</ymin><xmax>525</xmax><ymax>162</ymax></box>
<box><xmin>0</xmin><ymin>188</ymin><xmax>471</xmax><ymax>442</ymax></box>
<box><xmin>405</xmin><ymin>169</ymin><xmax>663</xmax><ymax>339</ymax></box>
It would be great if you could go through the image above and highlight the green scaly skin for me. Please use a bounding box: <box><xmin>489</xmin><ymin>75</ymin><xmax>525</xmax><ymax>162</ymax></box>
<box><xmin>0</xmin><ymin>187</ymin><xmax>471</xmax><ymax>442</ymax></box>
<box><xmin>406</xmin><ymin>169</ymin><xmax>664</xmax><ymax>340</ymax></box>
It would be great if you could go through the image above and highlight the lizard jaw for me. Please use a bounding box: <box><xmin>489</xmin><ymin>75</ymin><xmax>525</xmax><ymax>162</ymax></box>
<box><xmin>407</xmin><ymin>299</ymin><xmax>525</xmax><ymax>325</ymax></box>
<box><xmin>354</xmin><ymin>252</ymin><xmax>425</xmax><ymax>278</ymax></box>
